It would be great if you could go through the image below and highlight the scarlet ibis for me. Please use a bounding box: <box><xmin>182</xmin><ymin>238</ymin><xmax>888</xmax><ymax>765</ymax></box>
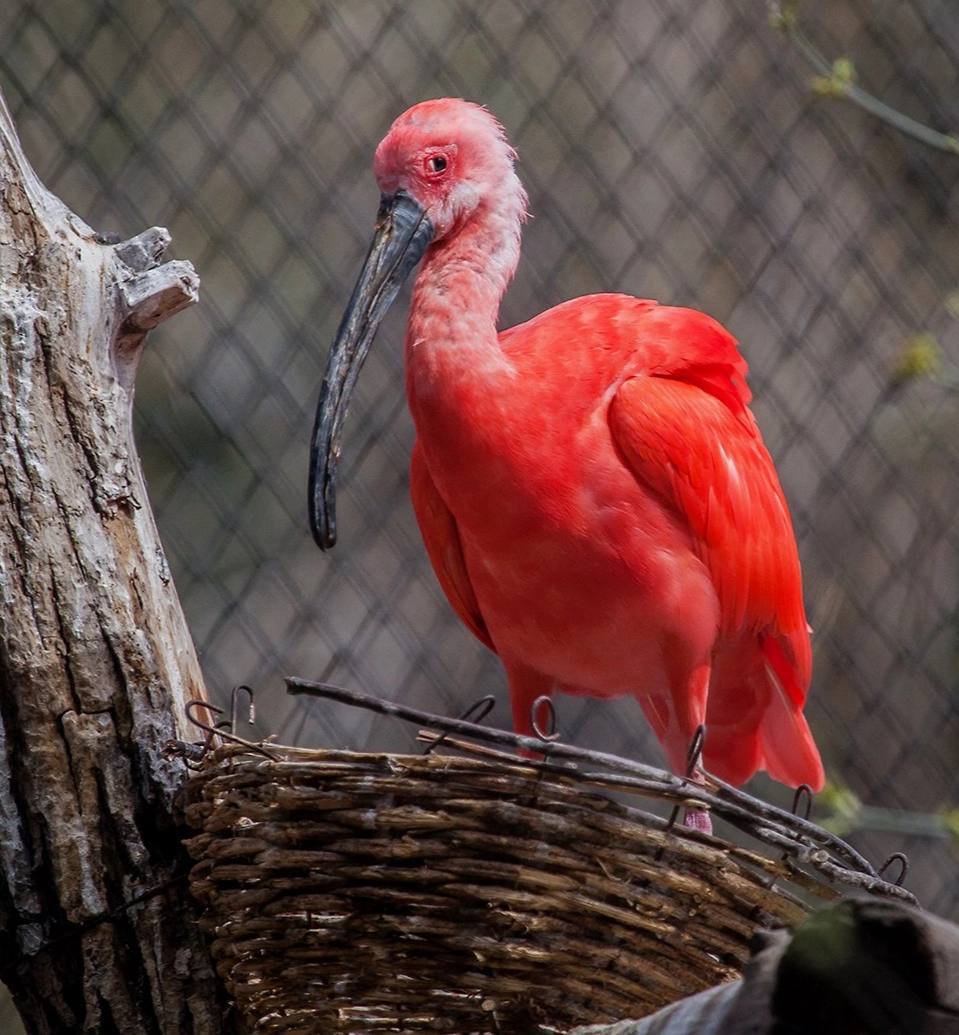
<box><xmin>310</xmin><ymin>99</ymin><xmax>824</xmax><ymax>816</ymax></box>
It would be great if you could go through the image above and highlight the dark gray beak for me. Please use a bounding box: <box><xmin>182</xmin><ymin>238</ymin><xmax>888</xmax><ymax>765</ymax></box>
<box><xmin>309</xmin><ymin>191</ymin><xmax>433</xmax><ymax>549</ymax></box>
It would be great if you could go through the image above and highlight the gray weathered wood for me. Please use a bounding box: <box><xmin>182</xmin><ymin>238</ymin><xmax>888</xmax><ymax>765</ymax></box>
<box><xmin>0</xmin><ymin>86</ymin><xmax>228</xmax><ymax>1033</ymax></box>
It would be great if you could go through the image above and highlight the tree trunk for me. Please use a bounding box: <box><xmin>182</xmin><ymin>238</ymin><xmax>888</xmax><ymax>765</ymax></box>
<box><xmin>0</xmin><ymin>87</ymin><xmax>227</xmax><ymax>1033</ymax></box>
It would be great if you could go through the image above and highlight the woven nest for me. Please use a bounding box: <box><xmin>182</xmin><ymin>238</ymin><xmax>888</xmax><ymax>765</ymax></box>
<box><xmin>185</xmin><ymin>732</ymin><xmax>912</xmax><ymax>1035</ymax></box>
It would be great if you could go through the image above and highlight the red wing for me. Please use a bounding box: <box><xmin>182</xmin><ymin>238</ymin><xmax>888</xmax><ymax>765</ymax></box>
<box><xmin>609</xmin><ymin>374</ymin><xmax>811</xmax><ymax>693</ymax></box>
<box><xmin>409</xmin><ymin>442</ymin><xmax>495</xmax><ymax>652</ymax></box>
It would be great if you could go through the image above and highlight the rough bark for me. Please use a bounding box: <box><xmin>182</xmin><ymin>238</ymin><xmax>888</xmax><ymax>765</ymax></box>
<box><xmin>0</xmin><ymin>88</ymin><xmax>227</xmax><ymax>1033</ymax></box>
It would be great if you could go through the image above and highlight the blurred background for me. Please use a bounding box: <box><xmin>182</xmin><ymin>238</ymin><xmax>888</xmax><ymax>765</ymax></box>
<box><xmin>0</xmin><ymin>3</ymin><xmax>956</xmax><ymax>1016</ymax></box>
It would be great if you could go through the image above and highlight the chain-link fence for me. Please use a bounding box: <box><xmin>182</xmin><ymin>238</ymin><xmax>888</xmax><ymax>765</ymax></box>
<box><xmin>1</xmin><ymin>0</ymin><xmax>957</xmax><ymax>937</ymax></box>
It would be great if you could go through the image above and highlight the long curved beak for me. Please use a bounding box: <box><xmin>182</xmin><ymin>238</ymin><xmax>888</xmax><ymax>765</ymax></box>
<box><xmin>309</xmin><ymin>191</ymin><xmax>434</xmax><ymax>549</ymax></box>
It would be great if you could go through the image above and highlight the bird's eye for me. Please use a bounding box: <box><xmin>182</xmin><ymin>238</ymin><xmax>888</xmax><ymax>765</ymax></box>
<box><xmin>426</xmin><ymin>154</ymin><xmax>448</xmax><ymax>175</ymax></box>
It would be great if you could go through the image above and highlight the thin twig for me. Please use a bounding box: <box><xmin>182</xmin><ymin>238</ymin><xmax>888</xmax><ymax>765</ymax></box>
<box><xmin>770</xmin><ymin>2</ymin><xmax>959</xmax><ymax>156</ymax></box>
<box><xmin>285</xmin><ymin>676</ymin><xmax>912</xmax><ymax>899</ymax></box>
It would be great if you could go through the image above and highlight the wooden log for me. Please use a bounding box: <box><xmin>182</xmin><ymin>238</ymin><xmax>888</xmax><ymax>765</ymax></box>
<box><xmin>0</xmin><ymin>86</ymin><xmax>229</xmax><ymax>1033</ymax></box>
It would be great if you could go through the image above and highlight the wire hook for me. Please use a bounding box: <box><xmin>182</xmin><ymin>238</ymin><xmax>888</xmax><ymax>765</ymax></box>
<box><xmin>183</xmin><ymin>698</ymin><xmax>279</xmax><ymax>761</ymax></box>
<box><xmin>185</xmin><ymin>700</ymin><xmax>225</xmax><ymax>747</ymax></box>
<box><xmin>663</xmin><ymin>724</ymin><xmax>708</xmax><ymax>840</ymax></box>
<box><xmin>423</xmin><ymin>694</ymin><xmax>496</xmax><ymax>755</ymax></box>
<box><xmin>780</xmin><ymin>783</ymin><xmax>814</xmax><ymax>862</ymax></box>
<box><xmin>525</xmin><ymin>695</ymin><xmax>562</xmax><ymax>802</ymax></box>
<box><xmin>230</xmin><ymin>684</ymin><xmax>256</xmax><ymax>735</ymax></box>
<box><xmin>530</xmin><ymin>695</ymin><xmax>560</xmax><ymax>742</ymax></box>
<box><xmin>878</xmin><ymin>851</ymin><xmax>909</xmax><ymax>887</ymax></box>
<box><xmin>790</xmin><ymin>783</ymin><xmax>813</xmax><ymax>821</ymax></box>
<box><xmin>684</xmin><ymin>723</ymin><xmax>706</xmax><ymax>778</ymax></box>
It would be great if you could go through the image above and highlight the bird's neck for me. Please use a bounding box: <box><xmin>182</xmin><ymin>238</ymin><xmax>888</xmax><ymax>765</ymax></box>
<box><xmin>403</xmin><ymin>189</ymin><xmax>530</xmax><ymax>519</ymax></box>
<box><xmin>406</xmin><ymin>195</ymin><xmax>523</xmax><ymax>406</ymax></box>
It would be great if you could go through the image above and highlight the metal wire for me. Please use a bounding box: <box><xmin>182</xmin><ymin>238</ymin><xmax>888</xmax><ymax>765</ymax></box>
<box><xmin>0</xmin><ymin>0</ymin><xmax>955</xmax><ymax>929</ymax></box>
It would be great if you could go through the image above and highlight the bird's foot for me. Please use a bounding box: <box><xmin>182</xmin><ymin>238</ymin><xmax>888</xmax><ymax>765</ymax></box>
<box><xmin>682</xmin><ymin>806</ymin><xmax>712</xmax><ymax>836</ymax></box>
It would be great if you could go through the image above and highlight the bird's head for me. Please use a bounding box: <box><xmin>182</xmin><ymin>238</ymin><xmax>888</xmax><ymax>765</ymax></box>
<box><xmin>372</xmin><ymin>98</ymin><xmax>525</xmax><ymax>241</ymax></box>
<box><xmin>309</xmin><ymin>99</ymin><xmax>525</xmax><ymax>550</ymax></box>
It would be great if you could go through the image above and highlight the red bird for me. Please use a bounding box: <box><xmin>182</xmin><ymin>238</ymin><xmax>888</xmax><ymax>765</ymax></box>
<box><xmin>310</xmin><ymin>99</ymin><xmax>824</xmax><ymax>819</ymax></box>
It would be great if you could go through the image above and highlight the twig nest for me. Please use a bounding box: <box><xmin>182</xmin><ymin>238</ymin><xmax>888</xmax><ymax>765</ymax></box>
<box><xmin>185</xmin><ymin>745</ymin><xmax>898</xmax><ymax>1033</ymax></box>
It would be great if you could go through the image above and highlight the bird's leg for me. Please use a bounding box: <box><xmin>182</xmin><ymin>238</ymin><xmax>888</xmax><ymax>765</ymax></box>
<box><xmin>679</xmin><ymin>721</ymin><xmax>712</xmax><ymax>835</ymax></box>
<box><xmin>682</xmin><ymin>765</ymin><xmax>713</xmax><ymax>835</ymax></box>
<box><xmin>505</xmin><ymin>661</ymin><xmax>554</xmax><ymax>759</ymax></box>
